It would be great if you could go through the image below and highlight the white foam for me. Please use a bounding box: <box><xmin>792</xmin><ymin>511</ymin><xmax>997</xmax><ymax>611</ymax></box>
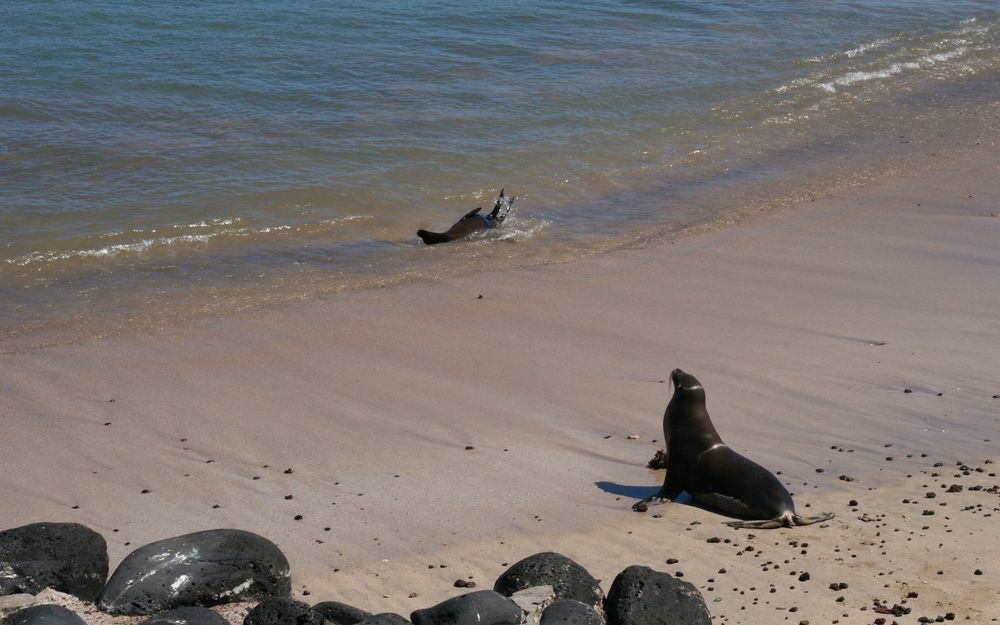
<box><xmin>845</xmin><ymin>38</ymin><xmax>893</xmax><ymax>58</ymax></box>
<box><xmin>818</xmin><ymin>46</ymin><xmax>969</xmax><ymax>93</ymax></box>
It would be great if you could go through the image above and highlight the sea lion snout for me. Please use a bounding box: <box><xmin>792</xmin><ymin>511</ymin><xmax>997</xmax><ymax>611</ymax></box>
<box><xmin>670</xmin><ymin>368</ymin><xmax>703</xmax><ymax>391</ymax></box>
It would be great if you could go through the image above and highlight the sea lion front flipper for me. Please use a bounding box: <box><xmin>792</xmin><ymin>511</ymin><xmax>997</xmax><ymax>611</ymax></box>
<box><xmin>462</xmin><ymin>207</ymin><xmax>483</xmax><ymax>220</ymax></box>
<box><xmin>632</xmin><ymin>496</ymin><xmax>671</xmax><ymax>512</ymax></box>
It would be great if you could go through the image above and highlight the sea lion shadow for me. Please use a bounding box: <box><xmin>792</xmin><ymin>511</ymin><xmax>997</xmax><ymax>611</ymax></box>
<box><xmin>594</xmin><ymin>481</ymin><xmax>694</xmax><ymax>506</ymax></box>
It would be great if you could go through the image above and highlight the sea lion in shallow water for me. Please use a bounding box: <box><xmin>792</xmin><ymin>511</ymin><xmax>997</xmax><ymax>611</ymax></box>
<box><xmin>633</xmin><ymin>368</ymin><xmax>835</xmax><ymax>529</ymax></box>
<box><xmin>417</xmin><ymin>189</ymin><xmax>514</xmax><ymax>245</ymax></box>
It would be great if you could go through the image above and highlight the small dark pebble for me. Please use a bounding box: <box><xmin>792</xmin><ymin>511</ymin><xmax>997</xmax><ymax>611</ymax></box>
<box><xmin>904</xmin><ymin>388</ymin><xmax>913</xmax><ymax>393</ymax></box>
<box><xmin>284</xmin><ymin>468</ymin><xmax>294</xmax><ymax>474</ymax></box>
<box><xmin>798</xmin><ymin>572</ymin><xmax>810</xmax><ymax>582</ymax></box>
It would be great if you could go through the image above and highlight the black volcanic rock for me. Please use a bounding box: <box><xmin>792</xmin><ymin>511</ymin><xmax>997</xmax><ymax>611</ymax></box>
<box><xmin>410</xmin><ymin>591</ymin><xmax>521</xmax><ymax>625</ymax></box>
<box><xmin>312</xmin><ymin>601</ymin><xmax>372</xmax><ymax>625</ymax></box>
<box><xmin>0</xmin><ymin>522</ymin><xmax>108</xmax><ymax>602</ymax></box>
<box><xmin>243</xmin><ymin>598</ymin><xmax>322</xmax><ymax>625</ymax></box>
<box><xmin>604</xmin><ymin>565</ymin><xmax>710</xmax><ymax>625</ymax></box>
<box><xmin>357</xmin><ymin>614</ymin><xmax>410</xmax><ymax>625</ymax></box>
<box><xmin>493</xmin><ymin>553</ymin><xmax>603</xmax><ymax>606</ymax></box>
<box><xmin>540</xmin><ymin>599</ymin><xmax>604</xmax><ymax>625</ymax></box>
<box><xmin>98</xmin><ymin>529</ymin><xmax>290</xmax><ymax>615</ymax></box>
<box><xmin>139</xmin><ymin>607</ymin><xmax>230</xmax><ymax>625</ymax></box>
<box><xmin>1</xmin><ymin>605</ymin><xmax>87</xmax><ymax>625</ymax></box>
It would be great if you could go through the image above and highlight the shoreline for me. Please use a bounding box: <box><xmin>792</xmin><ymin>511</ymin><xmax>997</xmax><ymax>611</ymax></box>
<box><xmin>4</xmin><ymin>70</ymin><xmax>1000</xmax><ymax>355</ymax></box>
<box><xmin>2</xmin><ymin>132</ymin><xmax>999</xmax><ymax>622</ymax></box>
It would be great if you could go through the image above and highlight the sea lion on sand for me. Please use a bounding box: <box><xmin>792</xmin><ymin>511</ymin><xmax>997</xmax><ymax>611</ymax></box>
<box><xmin>417</xmin><ymin>189</ymin><xmax>514</xmax><ymax>245</ymax></box>
<box><xmin>633</xmin><ymin>368</ymin><xmax>835</xmax><ymax>529</ymax></box>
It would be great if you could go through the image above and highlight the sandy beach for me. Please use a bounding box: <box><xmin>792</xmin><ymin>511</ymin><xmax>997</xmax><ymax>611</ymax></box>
<box><xmin>2</xmin><ymin>133</ymin><xmax>999</xmax><ymax>623</ymax></box>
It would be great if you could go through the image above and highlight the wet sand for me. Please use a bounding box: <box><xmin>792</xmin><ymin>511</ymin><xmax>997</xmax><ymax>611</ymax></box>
<box><xmin>1</xmin><ymin>137</ymin><xmax>999</xmax><ymax>623</ymax></box>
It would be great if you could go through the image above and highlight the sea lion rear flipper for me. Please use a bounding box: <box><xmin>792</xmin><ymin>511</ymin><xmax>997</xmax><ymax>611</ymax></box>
<box><xmin>791</xmin><ymin>511</ymin><xmax>835</xmax><ymax>526</ymax></box>
<box><xmin>489</xmin><ymin>190</ymin><xmax>515</xmax><ymax>223</ymax></box>
<box><xmin>724</xmin><ymin>518</ymin><xmax>787</xmax><ymax>529</ymax></box>
<box><xmin>724</xmin><ymin>511</ymin><xmax>835</xmax><ymax>530</ymax></box>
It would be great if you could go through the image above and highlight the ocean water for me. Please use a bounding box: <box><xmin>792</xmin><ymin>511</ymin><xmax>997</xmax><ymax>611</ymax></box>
<box><xmin>2</xmin><ymin>1</ymin><xmax>999</xmax><ymax>348</ymax></box>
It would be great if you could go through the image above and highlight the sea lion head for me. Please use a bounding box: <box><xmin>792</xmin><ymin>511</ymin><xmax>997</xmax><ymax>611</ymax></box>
<box><xmin>668</xmin><ymin>368</ymin><xmax>707</xmax><ymax>412</ymax></box>
<box><xmin>670</xmin><ymin>368</ymin><xmax>704</xmax><ymax>392</ymax></box>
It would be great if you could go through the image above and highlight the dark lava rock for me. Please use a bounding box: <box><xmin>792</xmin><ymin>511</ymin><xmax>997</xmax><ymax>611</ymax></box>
<box><xmin>411</xmin><ymin>591</ymin><xmax>521</xmax><ymax>625</ymax></box>
<box><xmin>540</xmin><ymin>600</ymin><xmax>604</xmax><ymax>625</ymax></box>
<box><xmin>494</xmin><ymin>553</ymin><xmax>603</xmax><ymax>606</ymax></box>
<box><xmin>0</xmin><ymin>522</ymin><xmax>108</xmax><ymax>601</ymax></box>
<box><xmin>357</xmin><ymin>614</ymin><xmax>410</xmax><ymax>625</ymax></box>
<box><xmin>604</xmin><ymin>565</ymin><xmax>711</xmax><ymax>625</ymax></box>
<box><xmin>98</xmin><ymin>529</ymin><xmax>290</xmax><ymax>615</ymax></box>
<box><xmin>139</xmin><ymin>607</ymin><xmax>230</xmax><ymax>625</ymax></box>
<box><xmin>1</xmin><ymin>605</ymin><xmax>87</xmax><ymax>625</ymax></box>
<box><xmin>244</xmin><ymin>598</ymin><xmax>322</xmax><ymax>625</ymax></box>
<box><xmin>312</xmin><ymin>601</ymin><xmax>372</xmax><ymax>625</ymax></box>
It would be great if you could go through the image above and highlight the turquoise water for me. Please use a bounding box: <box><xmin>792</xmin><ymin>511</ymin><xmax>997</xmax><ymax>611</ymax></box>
<box><xmin>2</xmin><ymin>1</ymin><xmax>999</xmax><ymax>347</ymax></box>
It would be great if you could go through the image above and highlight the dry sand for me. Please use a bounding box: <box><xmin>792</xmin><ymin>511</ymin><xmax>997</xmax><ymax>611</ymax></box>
<box><xmin>2</xmin><ymin>137</ymin><xmax>999</xmax><ymax>624</ymax></box>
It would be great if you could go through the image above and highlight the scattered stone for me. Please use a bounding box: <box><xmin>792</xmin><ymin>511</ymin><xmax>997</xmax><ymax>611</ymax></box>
<box><xmin>0</xmin><ymin>522</ymin><xmax>108</xmax><ymax>602</ymax></box>
<box><xmin>494</xmin><ymin>553</ymin><xmax>603</xmax><ymax>607</ymax></box>
<box><xmin>244</xmin><ymin>598</ymin><xmax>322</xmax><ymax>625</ymax></box>
<box><xmin>797</xmin><ymin>572</ymin><xmax>810</xmax><ymax>582</ymax></box>
<box><xmin>410</xmin><ymin>591</ymin><xmax>521</xmax><ymax>625</ymax></box>
<box><xmin>453</xmin><ymin>580</ymin><xmax>475</xmax><ymax>589</ymax></box>
<box><xmin>98</xmin><ymin>529</ymin><xmax>291</xmax><ymax>615</ymax></box>
<box><xmin>312</xmin><ymin>601</ymin><xmax>372</xmax><ymax>625</ymax></box>
<box><xmin>539</xmin><ymin>600</ymin><xmax>603</xmax><ymax>625</ymax></box>
<box><xmin>140</xmin><ymin>607</ymin><xmax>231</xmax><ymax>625</ymax></box>
<box><xmin>604</xmin><ymin>565</ymin><xmax>711</xmax><ymax>625</ymax></box>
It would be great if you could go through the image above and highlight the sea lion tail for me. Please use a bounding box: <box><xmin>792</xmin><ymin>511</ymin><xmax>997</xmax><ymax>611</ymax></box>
<box><xmin>725</xmin><ymin>511</ymin><xmax>835</xmax><ymax>530</ymax></box>
<box><xmin>417</xmin><ymin>229</ymin><xmax>450</xmax><ymax>245</ymax></box>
